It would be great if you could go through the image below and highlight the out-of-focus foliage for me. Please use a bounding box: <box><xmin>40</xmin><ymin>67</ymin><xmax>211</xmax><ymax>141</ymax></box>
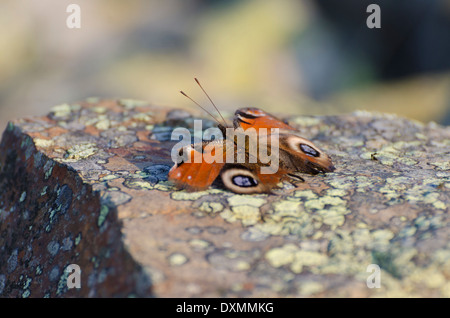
<box><xmin>0</xmin><ymin>0</ymin><xmax>449</xmax><ymax>132</ymax></box>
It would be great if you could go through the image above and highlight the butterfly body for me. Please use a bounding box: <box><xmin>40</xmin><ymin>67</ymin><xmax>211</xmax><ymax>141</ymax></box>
<box><xmin>168</xmin><ymin>107</ymin><xmax>335</xmax><ymax>194</ymax></box>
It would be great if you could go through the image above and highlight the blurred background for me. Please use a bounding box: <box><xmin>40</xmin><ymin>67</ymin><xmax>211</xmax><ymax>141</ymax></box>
<box><xmin>1</xmin><ymin>0</ymin><xmax>450</xmax><ymax>132</ymax></box>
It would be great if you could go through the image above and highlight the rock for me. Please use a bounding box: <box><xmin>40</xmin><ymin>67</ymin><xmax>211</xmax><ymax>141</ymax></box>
<box><xmin>0</xmin><ymin>99</ymin><xmax>449</xmax><ymax>297</ymax></box>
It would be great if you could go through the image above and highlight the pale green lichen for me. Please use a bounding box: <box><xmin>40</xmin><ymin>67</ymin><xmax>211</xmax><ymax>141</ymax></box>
<box><xmin>132</xmin><ymin>112</ymin><xmax>154</xmax><ymax>122</ymax></box>
<box><xmin>150</xmin><ymin>181</ymin><xmax>175</xmax><ymax>191</ymax></box>
<box><xmin>34</xmin><ymin>138</ymin><xmax>54</xmax><ymax>148</ymax></box>
<box><xmin>23</xmin><ymin>277</ymin><xmax>32</xmax><ymax>290</ymax></box>
<box><xmin>189</xmin><ymin>239</ymin><xmax>211</xmax><ymax>250</ymax></box>
<box><xmin>43</xmin><ymin>160</ymin><xmax>54</xmax><ymax>180</ymax></box>
<box><xmin>51</xmin><ymin>103</ymin><xmax>71</xmax><ymax>117</ymax></box>
<box><xmin>56</xmin><ymin>269</ymin><xmax>71</xmax><ymax>296</ymax></box>
<box><xmin>369</xmin><ymin>229</ymin><xmax>395</xmax><ymax>251</ymax></box>
<box><xmin>198</xmin><ymin>201</ymin><xmax>224</xmax><ymax>213</ymax></box>
<box><xmin>316</xmin><ymin>209</ymin><xmax>345</xmax><ymax>228</ymax></box>
<box><xmin>124</xmin><ymin>179</ymin><xmax>153</xmax><ymax>190</ymax></box>
<box><xmin>298</xmin><ymin>281</ymin><xmax>325</xmax><ymax>296</ymax></box>
<box><xmin>272</xmin><ymin>200</ymin><xmax>302</xmax><ymax>215</ymax></box>
<box><xmin>66</xmin><ymin>143</ymin><xmax>98</xmax><ymax>160</ymax></box>
<box><xmin>6</xmin><ymin>121</ymin><xmax>14</xmax><ymax>132</ymax></box>
<box><xmin>118</xmin><ymin>99</ymin><xmax>148</xmax><ymax>110</ymax></box>
<box><xmin>99</xmin><ymin>174</ymin><xmax>118</xmax><ymax>182</ymax></box>
<box><xmin>97</xmin><ymin>205</ymin><xmax>109</xmax><ymax>227</ymax></box>
<box><xmin>170</xmin><ymin>189</ymin><xmax>227</xmax><ymax>201</ymax></box>
<box><xmin>431</xmin><ymin>161</ymin><xmax>450</xmax><ymax>170</ymax></box>
<box><xmin>265</xmin><ymin>243</ymin><xmax>328</xmax><ymax>274</ymax></box>
<box><xmin>304</xmin><ymin>195</ymin><xmax>346</xmax><ymax>211</ymax></box>
<box><xmin>125</xmin><ymin>178</ymin><xmax>175</xmax><ymax>192</ymax></box>
<box><xmin>290</xmin><ymin>189</ymin><xmax>318</xmax><ymax>200</ymax></box>
<box><xmin>219</xmin><ymin>194</ymin><xmax>270</xmax><ymax>225</ymax></box>
<box><xmin>21</xmin><ymin>136</ymin><xmax>33</xmax><ymax>149</ymax></box>
<box><xmin>95</xmin><ymin>118</ymin><xmax>111</xmax><ymax>130</ymax></box>
<box><xmin>75</xmin><ymin>233</ymin><xmax>82</xmax><ymax>246</ymax></box>
<box><xmin>221</xmin><ymin>206</ymin><xmax>261</xmax><ymax>226</ymax></box>
<box><xmin>234</xmin><ymin>260</ymin><xmax>251</xmax><ymax>271</ymax></box>
<box><xmin>227</xmin><ymin>195</ymin><xmax>266</xmax><ymax>207</ymax></box>
<box><xmin>168</xmin><ymin>253</ymin><xmax>188</xmax><ymax>266</ymax></box>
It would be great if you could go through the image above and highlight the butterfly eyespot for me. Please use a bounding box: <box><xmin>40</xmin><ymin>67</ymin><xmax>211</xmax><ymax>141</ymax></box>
<box><xmin>232</xmin><ymin>175</ymin><xmax>258</xmax><ymax>188</ymax></box>
<box><xmin>299</xmin><ymin>143</ymin><xmax>320</xmax><ymax>157</ymax></box>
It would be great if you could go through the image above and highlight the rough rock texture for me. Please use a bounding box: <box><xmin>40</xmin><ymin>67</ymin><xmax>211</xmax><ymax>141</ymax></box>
<box><xmin>0</xmin><ymin>98</ymin><xmax>449</xmax><ymax>298</ymax></box>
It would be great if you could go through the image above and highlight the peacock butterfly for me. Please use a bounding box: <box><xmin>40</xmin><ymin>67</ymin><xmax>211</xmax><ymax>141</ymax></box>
<box><xmin>168</xmin><ymin>79</ymin><xmax>335</xmax><ymax>194</ymax></box>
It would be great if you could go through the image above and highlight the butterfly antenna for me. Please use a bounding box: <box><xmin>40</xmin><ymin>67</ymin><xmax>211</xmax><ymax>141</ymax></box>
<box><xmin>179</xmin><ymin>91</ymin><xmax>222</xmax><ymax>126</ymax></box>
<box><xmin>194</xmin><ymin>78</ymin><xmax>228</xmax><ymax>127</ymax></box>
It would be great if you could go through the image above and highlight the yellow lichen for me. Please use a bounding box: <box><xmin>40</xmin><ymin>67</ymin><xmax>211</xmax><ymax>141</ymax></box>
<box><xmin>34</xmin><ymin>138</ymin><xmax>54</xmax><ymax>148</ymax></box>
<box><xmin>170</xmin><ymin>189</ymin><xmax>226</xmax><ymax>201</ymax></box>
<box><xmin>198</xmin><ymin>201</ymin><xmax>224</xmax><ymax>213</ymax></box>
<box><xmin>227</xmin><ymin>195</ymin><xmax>266</xmax><ymax>207</ymax></box>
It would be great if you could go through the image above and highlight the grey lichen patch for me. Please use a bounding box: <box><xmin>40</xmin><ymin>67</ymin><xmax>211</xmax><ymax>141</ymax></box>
<box><xmin>61</xmin><ymin>237</ymin><xmax>74</xmax><ymax>251</ymax></box>
<box><xmin>47</xmin><ymin>241</ymin><xmax>60</xmax><ymax>257</ymax></box>
<box><xmin>143</xmin><ymin>165</ymin><xmax>171</xmax><ymax>184</ymax></box>
<box><xmin>7</xmin><ymin>249</ymin><xmax>18</xmax><ymax>274</ymax></box>
<box><xmin>101</xmin><ymin>190</ymin><xmax>131</xmax><ymax>207</ymax></box>
<box><xmin>33</xmin><ymin>152</ymin><xmax>44</xmax><ymax>169</ymax></box>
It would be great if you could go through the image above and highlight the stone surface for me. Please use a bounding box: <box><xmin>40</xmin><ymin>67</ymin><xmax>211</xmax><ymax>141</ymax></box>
<box><xmin>0</xmin><ymin>99</ymin><xmax>449</xmax><ymax>298</ymax></box>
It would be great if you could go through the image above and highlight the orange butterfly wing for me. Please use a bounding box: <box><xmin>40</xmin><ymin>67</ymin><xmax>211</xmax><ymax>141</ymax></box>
<box><xmin>168</xmin><ymin>142</ymin><xmax>226</xmax><ymax>191</ymax></box>
<box><xmin>234</xmin><ymin>108</ymin><xmax>296</xmax><ymax>131</ymax></box>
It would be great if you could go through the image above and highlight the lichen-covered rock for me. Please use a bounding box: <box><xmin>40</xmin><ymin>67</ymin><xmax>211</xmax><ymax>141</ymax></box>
<box><xmin>0</xmin><ymin>99</ymin><xmax>449</xmax><ymax>297</ymax></box>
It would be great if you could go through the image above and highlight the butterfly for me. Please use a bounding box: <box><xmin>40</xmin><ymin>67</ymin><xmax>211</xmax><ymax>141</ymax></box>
<box><xmin>168</xmin><ymin>79</ymin><xmax>335</xmax><ymax>194</ymax></box>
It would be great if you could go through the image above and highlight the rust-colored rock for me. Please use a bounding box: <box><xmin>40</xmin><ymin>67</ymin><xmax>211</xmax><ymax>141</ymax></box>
<box><xmin>0</xmin><ymin>99</ymin><xmax>449</xmax><ymax>297</ymax></box>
